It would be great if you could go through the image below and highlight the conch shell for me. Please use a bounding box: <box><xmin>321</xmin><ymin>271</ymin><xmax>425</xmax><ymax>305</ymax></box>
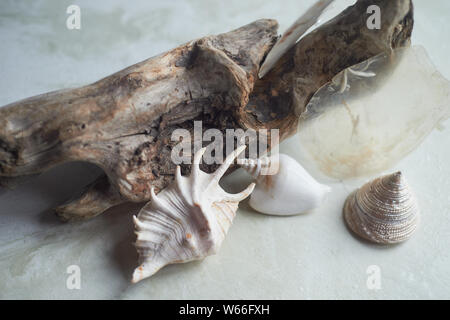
<box><xmin>343</xmin><ymin>171</ymin><xmax>419</xmax><ymax>244</ymax></box>
<box><xmin>239</xmin><ymin>153</ymin><xmax>330</xmax><ymax>216</ymax></box>
<box><xmin>132</xmin><ymin>146</ymin><xmax>255</xmax><ymax>283</ymax></box>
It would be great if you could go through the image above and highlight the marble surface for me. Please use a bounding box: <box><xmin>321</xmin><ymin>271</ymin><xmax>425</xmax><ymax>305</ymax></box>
<box><xmin>0</xmin><ymin>0</ymin><xmax>449</xmax><ymax>299</ymax></box>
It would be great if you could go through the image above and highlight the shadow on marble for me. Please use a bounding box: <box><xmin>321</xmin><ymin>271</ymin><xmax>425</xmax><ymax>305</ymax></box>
<box><xmin>0</xmin><ymin>161</ymin><xmax>102</xmax><ymax>226</ymax></box>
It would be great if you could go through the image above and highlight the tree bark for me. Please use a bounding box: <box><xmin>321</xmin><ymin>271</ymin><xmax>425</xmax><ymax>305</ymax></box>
<box><xmin>0</xmin><ymin>0</ymin><xmax>414</xmax><ymax>221</ymax></box>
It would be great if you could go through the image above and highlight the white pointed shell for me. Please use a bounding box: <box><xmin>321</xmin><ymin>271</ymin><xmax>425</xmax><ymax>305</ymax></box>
<box><xmin>343</xmin><ymin>171</ymin><xmax>419</xmax><ymax>244</ymax></box>
<box><xmin>132</xmin><ymin>146</ymin><xmax>255</xmax><ymax>283</ymax></box>
<box><xmin>239</xmin><ymin>154</ymin><xmax>330</xmax><ymax>215</ymax></box>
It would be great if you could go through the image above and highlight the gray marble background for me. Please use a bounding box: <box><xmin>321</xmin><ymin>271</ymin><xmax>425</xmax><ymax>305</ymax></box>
<box><xmin>0</xmin><ymin>0</ymin><xmax>449</xmax><ymax>299</ymax></box>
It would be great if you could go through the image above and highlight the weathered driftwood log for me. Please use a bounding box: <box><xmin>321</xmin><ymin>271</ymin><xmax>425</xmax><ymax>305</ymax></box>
<box><xmin>0</xmin><ymin>0</ymin><xmax>413</xmax><ymax>221</ymax></box>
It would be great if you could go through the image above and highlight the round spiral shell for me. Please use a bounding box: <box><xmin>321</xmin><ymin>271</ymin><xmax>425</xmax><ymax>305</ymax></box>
<box><xmin>343</xmin><ymin>171</ymin><xmax>419</xmax><ymax>244</ymax></box>
<box><xmin>132</xmin><ymin>145</ymin><xmax>255</xmax><ymax>283</ymax></box>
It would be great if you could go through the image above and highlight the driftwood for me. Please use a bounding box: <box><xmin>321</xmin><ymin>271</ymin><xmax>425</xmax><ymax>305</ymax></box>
<box><xmin>0</xmin><ymin>0</ymin><xmax>413</xmax><ymax>221</ymax></box>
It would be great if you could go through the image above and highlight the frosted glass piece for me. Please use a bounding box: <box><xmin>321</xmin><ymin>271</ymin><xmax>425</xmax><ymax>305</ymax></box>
<box><xmin>297</xmin><ymin>46</ymin><xmax>450</xmax><ymax>179</ymax></box>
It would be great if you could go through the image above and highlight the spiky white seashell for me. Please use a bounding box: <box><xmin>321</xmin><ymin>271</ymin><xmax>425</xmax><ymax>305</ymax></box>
<box><xmin>343</xmin><ymin>171</ymin><xmax>419</xmax><ymax>244</ymax></box>
<box><xmin>132</xmin><ymin>146</ymin><xmax>255</xmax><ymax>283</ymax></box>
<box><xmin>238</xmin><ymin>153</ymin><xmax>330</xmax><ymax>215</ymax></box>
<box><xmin>297</xmin><ymin>46</ymin><xmax>450</xmax><ymax>180</ymax></box>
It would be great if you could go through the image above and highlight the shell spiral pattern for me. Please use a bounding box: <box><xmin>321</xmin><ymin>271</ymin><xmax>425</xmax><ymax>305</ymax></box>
<box><xmin>132</xmin><ymin>146</ymin><xmax>255</xmax><ymax>283</ymax></box>
<box><xmin>343</xmin><ymin>171</ymin><xmax>419</xmax><ymax>244</ymax></box>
